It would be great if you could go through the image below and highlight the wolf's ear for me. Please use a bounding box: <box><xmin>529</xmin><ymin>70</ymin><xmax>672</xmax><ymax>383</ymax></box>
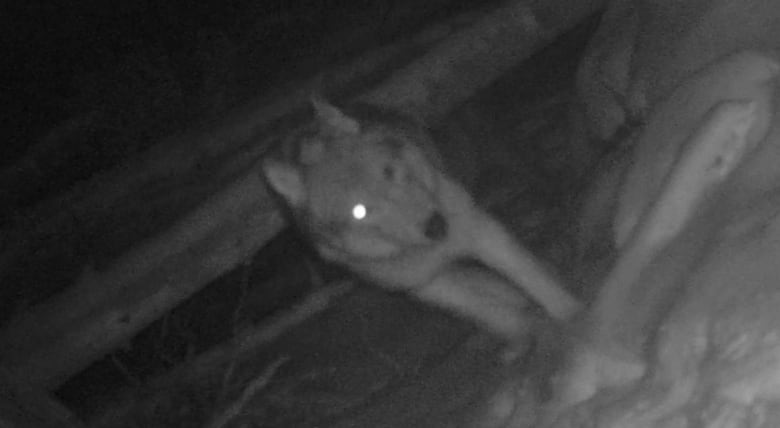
<box><xmin>310</xmin><ymin>96</ymin><xmax>361</xmax><ymax>136</ymax></box>
<box><xmin>262</xmin><ymin>159</ymin><xmax>307</xmax><ymax>207</ymax></box>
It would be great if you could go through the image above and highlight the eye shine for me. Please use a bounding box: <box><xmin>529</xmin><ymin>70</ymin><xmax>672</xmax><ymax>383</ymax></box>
<box><xmin>352</xmin><ymin>203</ymin><xmax>367</xmax><ymax>220</ymax></box>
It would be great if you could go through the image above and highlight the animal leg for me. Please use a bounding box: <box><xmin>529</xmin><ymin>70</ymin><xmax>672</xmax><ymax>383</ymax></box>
<box><xmin>467</xmin><ymin>207</ymin><xmax>582</xmax><ymax>321</ymax></box>
<box><xmin>435</xmin><ymin>173</ymin><xmax>582</xmax><ymax>322</ymax></box>
<box><xmin>414</xmin><ymin>265</ymin><xmax>534</xmax><ymax>343</ymax></box>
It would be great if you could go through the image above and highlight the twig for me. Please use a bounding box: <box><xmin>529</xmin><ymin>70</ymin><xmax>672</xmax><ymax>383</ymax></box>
<box><xmin>163</xmin><ymin>281</ymin><xmax>356</xmax><ymax>385</ymax></box>
<box><xmin>233</xmin><ymin>281</ymin><xmax>356</xmax><ymax>354</ymax></box>
<box><xmin>205</xmin><ymin>355</ymin><xmax>290</xmax><ymax>428</ymax></box>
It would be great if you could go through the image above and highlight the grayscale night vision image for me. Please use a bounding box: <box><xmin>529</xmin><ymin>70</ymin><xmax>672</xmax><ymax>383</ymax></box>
<box><xmin>2</xmin><ymin>1</ymin><xmax>780</xmax><ymax>427</ymax></box>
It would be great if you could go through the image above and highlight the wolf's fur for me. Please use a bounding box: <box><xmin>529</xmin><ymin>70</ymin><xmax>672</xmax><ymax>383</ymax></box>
<box><xmin>263</xmin><ymin>98</ymin><xmax>580</xmax><ymax>341</ymax></box>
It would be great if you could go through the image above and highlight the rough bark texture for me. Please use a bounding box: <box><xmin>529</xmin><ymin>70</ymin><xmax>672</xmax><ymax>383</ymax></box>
<box><xmin>0</xmin><ymin>367</ymin><xmax>85</xmax><ymax>428</ymax></box>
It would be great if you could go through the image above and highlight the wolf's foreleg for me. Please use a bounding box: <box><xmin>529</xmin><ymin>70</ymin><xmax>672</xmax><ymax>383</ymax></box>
<box><xmin>469</xmin><ymin>210</ymin><xmax>582</xmax><ymax>322</ymax></box>
<box><xmin>414</xmin><ymin>265</ymin><xmax>535</xmax><ymax>341</ymax></box>
<box><xmin>433</xmin><ymin>172</ymin><xmax>582</xmax><ymax>322</ymax></box>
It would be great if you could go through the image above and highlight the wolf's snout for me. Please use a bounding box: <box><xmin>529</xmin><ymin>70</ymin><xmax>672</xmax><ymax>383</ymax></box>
<box><xmin>424</xmin><ymin>212</ymin><xmax>447</xmax><ymax>240</ymax></box>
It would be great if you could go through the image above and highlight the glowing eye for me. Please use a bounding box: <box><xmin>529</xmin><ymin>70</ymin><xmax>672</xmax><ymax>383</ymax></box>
<box><xmin>352</xmin><ymin>203</ymin><xmax>367</xmax><ymax>220</ymax></box>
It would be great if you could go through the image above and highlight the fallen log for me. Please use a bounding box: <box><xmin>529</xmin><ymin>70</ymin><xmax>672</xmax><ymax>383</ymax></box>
<box><xmin>0</xmin><ymin>367</ymin><xmax>85</xmax><ymax>428</ymax></box>
<box><xmin>0</xmin><ymin>163</ymin><xmax>285</xmax><ymax>390</ymax></box>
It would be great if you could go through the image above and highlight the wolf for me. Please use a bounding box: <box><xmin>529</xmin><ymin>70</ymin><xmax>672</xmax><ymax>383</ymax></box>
<box><xmin>262</xmin><ymin>97</ymin><xmax>580</xmax><ymax>343</ymax></box>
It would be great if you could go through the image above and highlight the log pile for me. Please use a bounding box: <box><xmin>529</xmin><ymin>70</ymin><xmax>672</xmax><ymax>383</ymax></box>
<box><xmin>0</xmin><ymin>0</ymin><xmax>605</xmax><ymax>425</ymax></box>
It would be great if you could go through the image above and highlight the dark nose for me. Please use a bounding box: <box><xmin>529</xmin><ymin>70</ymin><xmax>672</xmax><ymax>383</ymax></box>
<box><xmin>424</xmin><ymin>212</ymin><xmax>448</xmax><ymax>240</ymax></box>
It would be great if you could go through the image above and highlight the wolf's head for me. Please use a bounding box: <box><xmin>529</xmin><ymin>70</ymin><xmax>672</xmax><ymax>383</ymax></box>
<box><xmin>263</xmin><ymin>98</ymin><xmax>449</xmax><ymax>260</ymax></box>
